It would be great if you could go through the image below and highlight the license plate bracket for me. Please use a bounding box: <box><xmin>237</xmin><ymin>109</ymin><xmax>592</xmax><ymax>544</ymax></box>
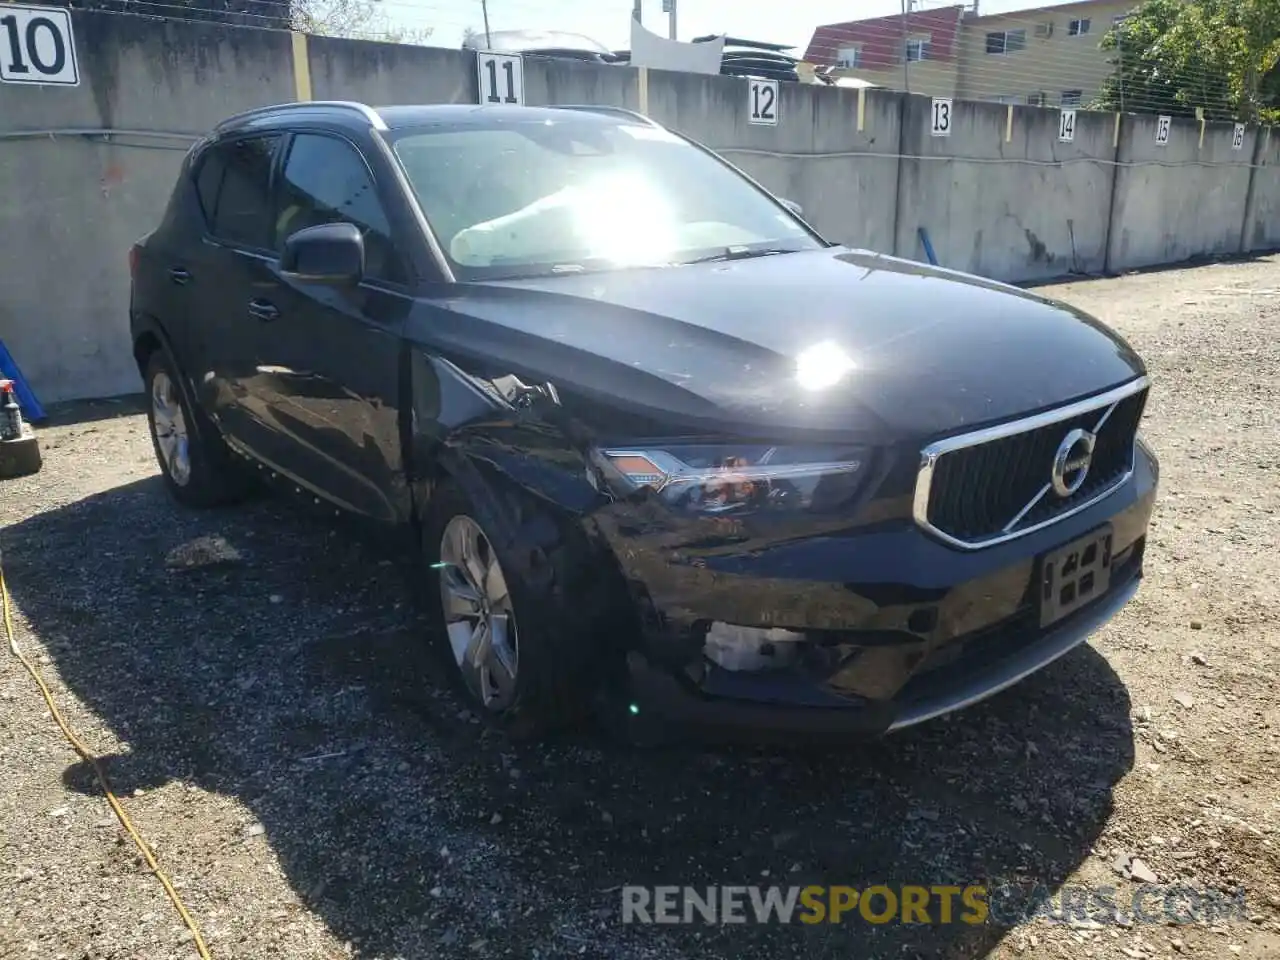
<box><xmin>1039</xmin><ymin>525</ymin><xmax>1113</xmax><ymax>628</ymax></box>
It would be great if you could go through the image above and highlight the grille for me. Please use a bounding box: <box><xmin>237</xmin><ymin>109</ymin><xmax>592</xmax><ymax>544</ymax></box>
<box><xmin>919</xmin><ymin>384</ymin><xmax>1147</xmax><ymax>546</ymax></box>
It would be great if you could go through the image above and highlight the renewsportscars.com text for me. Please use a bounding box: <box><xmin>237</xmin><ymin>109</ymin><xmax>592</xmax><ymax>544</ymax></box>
<box><xmin>621</xmin><ymin>884</ymin><xmax>1250</xmax><ymax>926</ymax></box>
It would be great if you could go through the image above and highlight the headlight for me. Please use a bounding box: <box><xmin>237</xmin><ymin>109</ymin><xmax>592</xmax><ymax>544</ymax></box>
<box><xmin>598</xmin><ymin>444</ymin><xmax>868</xmax><ymax>515</ymax></box>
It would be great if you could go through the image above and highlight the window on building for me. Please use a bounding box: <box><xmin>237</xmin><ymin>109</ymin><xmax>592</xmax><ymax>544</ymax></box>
<box><xmin>985</xmin><ymin>28</ymin><xmax>1026</xmax><ymax>54</ymax></box>
<box><xmin>1026</xmin><ymin>92</ymin><xmax>1046</xmax><ymax>106</ymax></box>
<box><xmin>1069</xmin><ymin>18</ymin><xmax>1091</xmax><ymax>36</ymax></box>
<box><xmin>275</xmin><ymin>133</ymin><xmax>405</xmax><ymax>283</ymax></box>
<box><xmin>991</xmin><ymin>94</ymin><xmax>1020</xmax><ymax>104</ymax></box>
<box><xmin>195</xmin><ymin>135</ymin><xmax>282</xmax><ymax>250</ymax></box>
<box><xmin>1060</xmin><ymin>89</ymin><xmax>1083</xmax><ymax>107</ymax></box>
<box><xmin>836</xmin><ymin>46</ymin><xmax>862</xmax><ymax>68</ymax></box>
<box><xmin>905</xmin><ymin>37</ymin><xmax>930</xmax><ymax>62</ymax></box>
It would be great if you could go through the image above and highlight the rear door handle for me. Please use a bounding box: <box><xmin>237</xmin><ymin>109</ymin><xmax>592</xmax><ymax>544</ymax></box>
<box><xmin>168</xmin><ymin>267</ymin><xmax>192</xmax><ymax>285</ymax></box>
<box><xmin>247</xmin><ymin>299</ymin><xmax>280</xmax><ymax>322</ymax></box>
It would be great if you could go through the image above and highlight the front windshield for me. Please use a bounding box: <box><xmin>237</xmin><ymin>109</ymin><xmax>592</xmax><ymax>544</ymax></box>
<box><xmin>391</xmin><ymin>117</ymin><xmax>821</xmax><ymax>280</ymax></box>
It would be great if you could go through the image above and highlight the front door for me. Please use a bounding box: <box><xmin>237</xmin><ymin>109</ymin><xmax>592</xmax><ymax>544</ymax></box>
<box><xmin>247</xmin><ymin>131</ymin><xmax>412</xmax><ymax>524</ymax></box>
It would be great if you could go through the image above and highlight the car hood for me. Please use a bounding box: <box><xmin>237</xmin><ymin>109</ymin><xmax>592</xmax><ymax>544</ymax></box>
<box><xmin>418</xmin><ymin>248</ymin><xmax>1145</xmax><ymax>441</ymax></box>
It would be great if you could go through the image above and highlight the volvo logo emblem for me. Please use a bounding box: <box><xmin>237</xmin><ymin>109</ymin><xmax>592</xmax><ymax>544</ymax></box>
<box><xmin>1051</xmin><ymin>428</ymin><xmax>1096</xmax><ymax>498</ymax></box>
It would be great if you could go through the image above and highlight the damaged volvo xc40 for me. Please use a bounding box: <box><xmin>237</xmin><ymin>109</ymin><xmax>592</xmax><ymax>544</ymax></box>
<box><xmin>129</xmin><ymin>101</ymin><xmax>1158</xmax><ymax>742</ymax></box>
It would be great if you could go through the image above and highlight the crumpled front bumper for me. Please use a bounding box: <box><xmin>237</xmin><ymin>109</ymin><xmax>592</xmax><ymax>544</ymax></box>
<box><xmin>624</xmin><ymin>571</ymin><xmax>1140</xmax><ymax>742</ymax></box>
<box><xmin>605</xmin><ymin>443</ymin><xmax>1158</xmax><ymax>742</ymax></box>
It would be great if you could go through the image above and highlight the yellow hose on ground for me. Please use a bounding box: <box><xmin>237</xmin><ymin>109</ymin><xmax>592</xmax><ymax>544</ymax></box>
<box><xmin>1</xmin><ymin>557</ymin><xmax>212</xmax><ymax>959</ymax></box>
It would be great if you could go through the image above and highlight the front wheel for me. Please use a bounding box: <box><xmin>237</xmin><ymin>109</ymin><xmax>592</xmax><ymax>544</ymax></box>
<box><xmin>144</xmin><ymin>351</ymin><xmax>248</xmax><ymax>507</ymax></box>
<box><xmin>438</xmin><ymin>512</ymin><xmax>522</xmax><ymax>713</ymax></box>
<box><xmin>423</xmin><ymin>482</ymin><xmax>602</xmax><ymax>739</ymax></box>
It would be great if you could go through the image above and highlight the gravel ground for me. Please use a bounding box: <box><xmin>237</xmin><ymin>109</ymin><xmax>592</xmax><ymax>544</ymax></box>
<box><xmin>2</xmin><ymin>256</ymin><xmax>1279</xmax><ymax>960</ymax></box>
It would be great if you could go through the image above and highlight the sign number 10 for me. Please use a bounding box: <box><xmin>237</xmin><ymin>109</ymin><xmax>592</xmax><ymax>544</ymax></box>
<box><xmin>0</xmin><ymin>4</ymin><xmax>79</xmax><ymax>86</ymax></box>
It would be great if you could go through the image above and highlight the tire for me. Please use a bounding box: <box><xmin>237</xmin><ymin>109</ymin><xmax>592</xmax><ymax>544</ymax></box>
<box><xmin>422</xmin><ymin>481</ymin><xmax>606</xmax><ymax>740</ymax></box>
<box><xmin>143</xmin><ymin>350</ymin><xmax>249</xmax><ymax>507</ymax></box>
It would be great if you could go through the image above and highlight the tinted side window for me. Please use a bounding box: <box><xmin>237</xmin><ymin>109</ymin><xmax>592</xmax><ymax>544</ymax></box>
<box><xmin>195</xmin><ymin>136</ymin><xmax>280</xmax><ymax>249</ymax></box>
<box><xmin>275</xmin><ymin>133</ymin><xmax>404</xmax><ymax>283</ymax></box>
<box><xmin>194</xmin><ymin>148</ymin><xmax>224</xmax><ymax>224</ymax></box>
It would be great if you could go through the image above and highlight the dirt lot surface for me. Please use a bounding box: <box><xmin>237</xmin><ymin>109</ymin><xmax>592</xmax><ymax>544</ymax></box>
<box><xmin>3</xmin><ymin>257</ymin><xmax>1279</xmax><ymax>960</ymax></box>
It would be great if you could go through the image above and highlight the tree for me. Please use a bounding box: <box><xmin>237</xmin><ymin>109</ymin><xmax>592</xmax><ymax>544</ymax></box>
<box><xmin>69</xmin><ymin>0</ymin><xmax>291</xmax><ymax>31</ymax></box>
<box><xmin>1092</xmin><ymin>0</ymin><xmax>1280</xmax><ymax>121</ymax></box>
<box><xmin>291</xmin><ymin>0</ymin><xmax>433</xmax><ymax>42</ymax></box>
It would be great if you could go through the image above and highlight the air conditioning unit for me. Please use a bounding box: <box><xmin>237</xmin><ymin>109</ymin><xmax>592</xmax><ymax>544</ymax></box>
<box><xmin>1035</xmin><ymin>21</ymin><xmax>1054</xmax><ymax>38</ymax></box>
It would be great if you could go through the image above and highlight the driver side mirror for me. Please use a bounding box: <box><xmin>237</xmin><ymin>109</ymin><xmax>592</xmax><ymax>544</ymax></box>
<box><xmin>280</xmin><ymin>222</ymin><xmax>365</xmax><ymax>285</ymax></box>
<box><xmin>779</xmin><ymin>198</ymin><xmax>804</xmax><ymax>218</ymax></box>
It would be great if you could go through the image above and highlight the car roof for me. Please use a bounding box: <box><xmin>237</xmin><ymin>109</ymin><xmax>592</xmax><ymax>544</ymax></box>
<box><xmin>376</xmin><ymin>103</ymin><xmax>635</xmax><ymax>128</ymax></box>
<box><xmin>214</xmin><ymin>101</ymin><xmax>647</xmax><ymax>137</ymax></box>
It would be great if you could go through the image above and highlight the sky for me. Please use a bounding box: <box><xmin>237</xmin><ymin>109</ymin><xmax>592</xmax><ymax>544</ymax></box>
<box><xmin>387</xmin><ymin>0</ymin><xmax>1089</xmax><ymax>53</ymax></box>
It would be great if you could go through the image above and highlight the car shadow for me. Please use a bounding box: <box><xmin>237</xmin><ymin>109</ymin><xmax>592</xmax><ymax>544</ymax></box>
<box><xmin>3</xmin><ymin>476</ymin><xmax>1136</xmax><ymax>959</ymax></box>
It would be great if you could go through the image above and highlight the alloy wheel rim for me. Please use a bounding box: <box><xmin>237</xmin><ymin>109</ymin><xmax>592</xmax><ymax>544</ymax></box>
<box><xmin>438</xmin><ymin>515</ymin><xmax>519</xmax><ymax>712</ymax></box>
<box><xmin>151</xmin><ymin>371</ymin><xmax>191</xmax><ymax>487</ymax></box>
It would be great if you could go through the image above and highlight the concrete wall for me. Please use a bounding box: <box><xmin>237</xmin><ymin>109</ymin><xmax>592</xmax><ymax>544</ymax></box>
<box><xmin>647</xmin><ymin>74</ymin><xmax>902</xmax><ymax>255</ymax></box>
<box><xmin>895</xmin><ymin>97</ymin><xmax>1116</xmax><ymax>280</ymax></box>
<box><xmin>1107</xmin><ymin>115</ymin><xmax>1259</xmax><ymax>270</ymax></box>
<box><xmin>307</xmin><ymin>37</ymin><xmax>476</xmax><ymax>105</ymax></box>
<box><xmin>1</xmin><ymin>12</ymin><xmax>1275</xmax><ymax>404</ymax></box>
<box><xmin>0</xmin><ymin>12</ymin><xmax>293</xmax><ymax>405</ymax></box>
<box><xmin>523</xmin><ymin>54</ymin><xmax>642</xmax><ymax>114</ymax></box>
<box><xmin>1243</xmin><ymin>128</ymin><xmax>1280</xmax><ymax>253</ymax></box>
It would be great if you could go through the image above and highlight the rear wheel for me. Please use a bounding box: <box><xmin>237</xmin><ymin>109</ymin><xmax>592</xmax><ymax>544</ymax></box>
<box><xmin>144</xmin><ymin>350</ymin><xmax>248</xmax><ymax>507</ymax></box>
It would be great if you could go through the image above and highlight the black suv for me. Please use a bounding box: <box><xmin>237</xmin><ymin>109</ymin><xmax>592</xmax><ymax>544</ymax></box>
<box><xmin>129</xmin><ymin>100</ymin><xmax>1158</xmax><ymax>741</ymax></box>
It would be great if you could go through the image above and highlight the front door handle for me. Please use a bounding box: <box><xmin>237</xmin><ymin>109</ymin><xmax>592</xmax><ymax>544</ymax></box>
<box><xmin>247</xmin><ymin>299</ymin><xmax>280</xmax><ymax>322</ymax></box>
<box><xmin>168</xmin><ymin>267</ymin><xmax>192</xmax><ymax>285</ymax></box>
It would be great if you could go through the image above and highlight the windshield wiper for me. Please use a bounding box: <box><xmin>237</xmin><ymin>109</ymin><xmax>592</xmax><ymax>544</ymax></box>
<box><xmin>680</xmin><ymin>247</ymin><xmax>799</xmax><ymax>265</ymax></box>
<box><xmin>482</xmin><ymin>248</ymin><xmax>798</xmax><ymax>281</ymax></box>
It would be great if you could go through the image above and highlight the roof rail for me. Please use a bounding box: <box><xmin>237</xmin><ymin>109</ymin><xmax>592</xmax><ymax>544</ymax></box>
<box><xmin>215</xmin><ymin>100</ymin><xmax>387</xmax><ymax>133</ymax></box>
<box><xmin>548</xmin><ymin>104</ymin><xmax>659</xmax><ymax>126</ymax></box>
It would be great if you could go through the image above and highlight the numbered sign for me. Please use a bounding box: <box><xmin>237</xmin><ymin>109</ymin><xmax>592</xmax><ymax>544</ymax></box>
<box><xmin>1232</xmin><ymin>123</ymin><xmax>1246</xmax><ymax>150</ymax></box>
<box><xmin>1058</xmin><ymin>109</ymin><xmax>1076</xmax><ymax>143</ymax></box>
<box><xmin>476</xmin><ymin>51</ymin><xmax>523</xmax><ymax>106</ymax></box>
<box><xmin>1155</xmin><ymin>115</ymin><xmax>1171</xmax><ymax>146</ymax></box>
<box><xmin>931</xmin><ymin>98</ymin><xmax>952</xmax><ymax>137</ymax></box>
<box><xmin>748</xmin><ymin>78</ymin><xmax>778</xmax><ymax>126</ymax></box>
<box><xmin>0</xmin><ymin>4</ymin><xmax>78</xmax><ymax>86</ymax></box>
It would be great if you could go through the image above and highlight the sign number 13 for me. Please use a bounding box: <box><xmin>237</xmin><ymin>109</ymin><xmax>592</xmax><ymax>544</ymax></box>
<box><xmin>931</xmin><ymin>98</ymin><xmax>952</xmax><ymax>136</ymax></box>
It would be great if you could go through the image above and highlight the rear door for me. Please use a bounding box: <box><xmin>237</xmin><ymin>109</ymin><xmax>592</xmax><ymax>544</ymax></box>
<box><xmin>184</xmin><ymin>134</ymin><xmax>286</xmax><ymax>456</ymax></box>
<box><xmin>246</xmin><ymin>130</ymin><xmax>412</xmax><ymax>523</ymax></box>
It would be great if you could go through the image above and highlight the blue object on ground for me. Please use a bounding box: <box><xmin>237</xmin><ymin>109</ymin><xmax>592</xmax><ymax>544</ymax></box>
<box><xmin>0</xmin><ymin>340</ymin><xmax>45</xmax><ymax>421</ymax></box>
<box><xmin>917</xmin><ymin>227</ymin><xmax>939</xmax><ymax>266</ymax></box>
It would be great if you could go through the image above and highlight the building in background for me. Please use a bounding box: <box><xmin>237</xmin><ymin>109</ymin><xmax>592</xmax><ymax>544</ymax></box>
<box><xmin>805</xmin><ymin>0</ymin><xmax>1136</xmax><ymax>108</ymax></box>
<box><xmin>805</xmin><ymin>7</ymin><xmax>967</xmax><ymax>96</ymax></box>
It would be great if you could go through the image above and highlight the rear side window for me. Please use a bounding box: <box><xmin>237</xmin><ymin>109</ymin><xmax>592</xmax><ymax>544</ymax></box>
<box><xmin>194</xmin><ymin>136</ymin><xmax>280</xmax><ymax>249</ymax></box>
<box><xmin>274</xmin><ymin>133</ymin><xmax>405</xmax><ymax>283</ymax></box>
